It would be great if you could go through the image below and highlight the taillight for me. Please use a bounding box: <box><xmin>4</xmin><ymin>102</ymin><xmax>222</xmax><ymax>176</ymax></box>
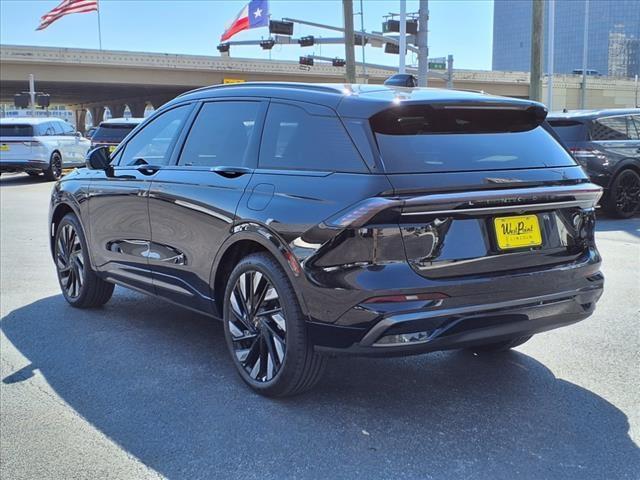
<box><xmin>363</xmin><ymin>292</ymin><xmax>449</xmax><ymax>304</ymax></box>
<box><xmin>569</xmin><ymin>147</ymin><xmax>608</xmax><ymax>166</ymax></box>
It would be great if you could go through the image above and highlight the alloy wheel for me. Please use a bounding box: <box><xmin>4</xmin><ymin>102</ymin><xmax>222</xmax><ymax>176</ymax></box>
<box><xmin>227</xmin><ymin>270</ymin><xmax>287</xmax><ymax>383</ymax></box>
<box><xmin>51</xmin><ymin>155</ymin><xmax>62</xmax><ymax>179</ymax></box>
<box><xmin>614</xmin><ymin>170</ymin><xmax>640</xmax><ymax>216</ymax></box>
<box><xmin>56</xmin><ymin>224</ymin><xmax>85</xmax><ymax>298</ymax></box>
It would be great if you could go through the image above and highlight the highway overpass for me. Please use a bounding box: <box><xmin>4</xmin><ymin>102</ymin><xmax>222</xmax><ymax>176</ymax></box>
<box><xmin>1</xmin><ymin>44</ymin><xmax>638</xmax><ymax>131</ymax></box>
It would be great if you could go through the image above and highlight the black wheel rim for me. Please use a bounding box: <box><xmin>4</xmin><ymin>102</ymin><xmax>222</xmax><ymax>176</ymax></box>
<box><xmin>615</xmin><ymin>171</ymin><xmax>640</xmax><ymax>215</ymax></box>
<box><xmin>227</xmin><ymin>270</ymin><xmax>286</xmax><ymax>382</ymax></box>
<box><xmin>56</xmin><ymin>224</ymin><xmax>84</xmax><ymax>298</ymax></box>
<box><xmin>52</xmin><ymin>155</ymin><xmax>61</xmax><ymax>178</ymax></box>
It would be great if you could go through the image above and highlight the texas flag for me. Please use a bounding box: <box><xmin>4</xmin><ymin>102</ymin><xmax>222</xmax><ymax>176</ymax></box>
<box><xmin>221</xmin><ymin>0</ymin><xmax>269</xmax><ymax>41</ymax></box>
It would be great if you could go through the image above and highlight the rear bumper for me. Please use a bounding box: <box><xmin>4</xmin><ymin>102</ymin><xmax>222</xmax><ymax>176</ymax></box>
<box><xmin>311</xmin><ymin>278</ymin><xmax>603</xmax><ymax>357</ymax></box>
<box><xmin>0</xmin><ymin>160</ymin><xmax>49</xmax><ymax>172</ymax></box>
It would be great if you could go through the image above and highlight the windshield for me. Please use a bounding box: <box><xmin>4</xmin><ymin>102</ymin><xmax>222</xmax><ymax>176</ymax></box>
<box><xmin>371</xmin><ymin>106</ymin><xmax>576</xmax><ymax>173</ymax></box>
<box><xmin>92</xmin><ymin>123</ymin><xmax>138</xmax><ymax>143</ymax></box>
<box><xmin>0</xmin><ymin>125</ymin><xmax>34</xmax><ymax>137</ymax></box>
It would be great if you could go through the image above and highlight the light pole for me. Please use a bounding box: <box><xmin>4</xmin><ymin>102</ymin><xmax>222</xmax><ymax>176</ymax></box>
<box><xmin>547</xmin><ymin>0</ymin><xmax>555</xmax><ymax>110</ymax></box>
<box><xmin>342</xmin><ymin>0</ymin><xmax>356</xmax><ymax>83</ymax></box>
<box><xmin>580</xmin><ymin>0</ymin><xmax>590</xmax><ymax>109</ymax></box>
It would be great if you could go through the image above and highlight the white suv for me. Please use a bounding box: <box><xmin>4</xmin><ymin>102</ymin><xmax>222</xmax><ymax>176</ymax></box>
<box><xmin>0</xmin><ymin>117</ymin><xmax>91</xmax><ymax>180</ymax></box>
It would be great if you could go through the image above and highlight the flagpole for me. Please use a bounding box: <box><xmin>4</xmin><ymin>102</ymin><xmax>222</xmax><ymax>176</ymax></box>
<box><xmin>96</xmin><ymin>0</ymin><xmax>103</xmax><ymax>50</ymax></box>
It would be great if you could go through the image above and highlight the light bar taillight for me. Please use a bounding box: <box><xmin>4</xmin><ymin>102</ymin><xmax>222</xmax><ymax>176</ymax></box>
<box><xmin>363</xmin><ymin>292</ymin><xmax>449</xmax><ymax>304</ymax></box>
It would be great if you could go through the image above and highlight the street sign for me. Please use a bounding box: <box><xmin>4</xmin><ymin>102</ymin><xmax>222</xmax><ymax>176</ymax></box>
<box><xmin>428</xmin><ymin>57</ymin><xmax>447</xmax><ymax>70</ymax></box>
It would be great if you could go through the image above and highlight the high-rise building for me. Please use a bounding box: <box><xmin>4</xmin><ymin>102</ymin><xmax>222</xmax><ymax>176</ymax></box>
<box><xmin>492</xmin><ymin>0</ymin><xmax>640</xmax><ymax>78</ymax></box>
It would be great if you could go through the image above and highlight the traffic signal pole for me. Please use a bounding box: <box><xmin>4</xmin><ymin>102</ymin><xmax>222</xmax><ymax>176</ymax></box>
<box><xmin>417</xmin><ymin>0</ymin><xmax>429</xmax><ymax>87</ymax></box>
<box><xmin>342</xmin><ymin>0</ymin><xmax>356</xmax><ymax>83</ymax></box>
<box><xmin>529</xmin><ymin>0</ymin><xmax>544</xmax><ymax>102</ymax></box>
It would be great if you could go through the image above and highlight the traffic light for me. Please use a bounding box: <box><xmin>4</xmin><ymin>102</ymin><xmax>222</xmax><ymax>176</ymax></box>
<box><xmin>354</xmin><ymin>33</ymin><xmax>367</xmax><ymax>46</ymax></box>
<box><xmin>269</xmin><ymin>20</ymin><xmax>294</xmax><ymax>35</ymax></box>
<box><xmin>385</xmin><ymin>43</ymin><xmax>400</xmax><ymax>54</ymax></box>
<box><xmin>298</xmin><ymin>36</ymin><xmax>314</xmax><ymax>47</ymax></box>
<box><xmin>14</xmin><ymin>93</ymin><xmax>29</xmax><ymax>108</ymax></box>
<box><xmin>332</xmin><ymin>58</ymin><xmax>346</xmax><ymax>67</ymax></box>
<box><xmin>217</xmin><ymin>43</ymin><xmax>230</xmax><ymax>53</ymax></box>
<box><xmin>383</xmin><ymin>19</ymin><xmax>418</xmax><ymax>35</ymax></box>
<box><xmin>260</xmin><ymin>39</ymin><xmax>276</xmax><ymax>50</ymax></box>
<box><xmin>36</xmin><ymin>93</ymin><xmax>50</xmax><ymax>108</ymax></box>
<box><xmin>299</xmin><ymin>56</ymin><xmax>314</xmax><ymax>66</ymax></box>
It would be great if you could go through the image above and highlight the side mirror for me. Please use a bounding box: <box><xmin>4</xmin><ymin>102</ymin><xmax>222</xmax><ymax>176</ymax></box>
<box><xmin>86</xmin><ymin>146</ymin><xmax>112</xmax><ymax>172</ymax></box>
<box><xmin>75</xmin><ymin>131</ymin><xmax>83</xmax><ymax>138</ymax></box>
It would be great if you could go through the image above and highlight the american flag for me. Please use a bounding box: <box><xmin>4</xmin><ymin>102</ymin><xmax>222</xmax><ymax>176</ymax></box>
<box><xmin>37</xmin><ymin>0</ymin><xmax>98</xmax><ymax>31</ymax></box>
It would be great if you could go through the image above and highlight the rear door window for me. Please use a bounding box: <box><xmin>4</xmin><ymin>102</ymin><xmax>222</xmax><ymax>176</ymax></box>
<box><xmin>372</xmin><ymin>105</ymin><xmax>576</xmax><ymax>173</ymax></box>
<box><xmin>628</xmin><ymin>115</ymin><xmax>640</xmax><ymax>140</ymax></box>
<box><xmin>178</xmin><ymin>101</ymin><xmax>260</xmax><ymax>168</ymax></box>
<box><xmin>259</xmin><ymin>102</ymin><xmax>366</xmax><ymax>172</ymax></box>
<box><xmin>590</xmin><ymin>116</ymin><xmax>631</xmax><ymax>140</ymax></box>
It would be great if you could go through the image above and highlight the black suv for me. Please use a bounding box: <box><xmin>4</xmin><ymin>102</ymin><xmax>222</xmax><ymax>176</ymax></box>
<box><xmin>548</xmin><ymin>109</ymin><xmax>640</xmax><ymax>218</ymax></box>
<box><xmin>49</xmin><ymin>83</ymin><xmax>604</xmax><ymax>396</ymax></box>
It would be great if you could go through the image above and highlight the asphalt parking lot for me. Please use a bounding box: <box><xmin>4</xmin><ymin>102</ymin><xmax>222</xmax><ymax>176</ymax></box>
<box><xmin>1</xmin><ymin>172</ymin><xmax>639</xmax><ymax>480</ymax></box>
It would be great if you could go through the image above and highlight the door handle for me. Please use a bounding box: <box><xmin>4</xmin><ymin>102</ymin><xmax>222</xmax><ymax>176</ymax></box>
<box><xmin>210</xmin><ymin>166</ymin><xmax>252</xmax><ymax>178</ymax></box>
<box><xmin>136</xmin><ymin>164</ymin><xmax>162</xmax><ymax>175</ymax></box>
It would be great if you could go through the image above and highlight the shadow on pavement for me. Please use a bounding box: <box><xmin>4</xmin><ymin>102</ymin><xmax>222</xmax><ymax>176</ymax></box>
<box><xmin>0</xmin><ymin>173</ymin><xmax>51</xmax><ymax>187</ymax></box>
<box><xmin>596</xmin><ymin>215</ymin><xmax>640</xmax><ymax>238</ymax></box>
<box><xmin>2</xmin><ymin>291</ymin><xmax>639</xmax><ymax>479</ymax></box>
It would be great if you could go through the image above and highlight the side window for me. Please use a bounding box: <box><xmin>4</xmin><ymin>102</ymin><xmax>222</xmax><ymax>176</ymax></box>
<box><xmin>590</xmin><ymin>116</ymin><xmax>630</xmax><ymax>141</ymax></box>
<box><xmin>120</xmin><ymin>105</ymin><xmax>190</xmax><ymax>166</ymax></box>
<box><xmin>51</xmin><ymin>121</ymin><xmax>65</xmax><ymax>135</ymax></box>
<box><xmin>61</xmin><ymin>122</ymin><xmax>75</xmax><ymax>136</ymax></box>
<box><xmin>39</xmin><ymin>122</ymin><xmax>56</xmax><ymax>136</ymax></box>
<box><xmin>178</xmin><ymin>101</ymin><xmax>259</xmax><ymax>168</ymax></box>
<box><xmin>259</xmin><ymin>103</ymin><xmax>366</xmax><ymax>172</ymax></box>
<box><xmin>628</xmin><ymin>115</ymin><xmax>640</xmax><ymax>140</ymax></box>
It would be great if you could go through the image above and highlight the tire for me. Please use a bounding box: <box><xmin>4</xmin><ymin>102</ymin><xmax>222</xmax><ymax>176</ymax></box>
<box><xmin>223</xmin><ymin>252</ymin><xmax>326</xmax><ymax>397</ymax></box>
<box><xmin>603</xmin><ymin>169</ymin><xmax>640</xmax><ymax>218</ymax></box>
<box><xmin>54</xmin><ymin>213</ymin><xmax>114</xmax><ymax>308</ymax></box>
<box><xmin>44</xmin><ymin>152</ymin><xmax>62</xmax><ymax>181</ymax></box>
<box><xmin>26</xmin><ymin>171</ymin><xmax>41</xmax><ymax>177</ymax></box>
<box><xmin>467</xmin><ymin>335</ymin><xmax>532</xmax><ymax>353</ymax></box>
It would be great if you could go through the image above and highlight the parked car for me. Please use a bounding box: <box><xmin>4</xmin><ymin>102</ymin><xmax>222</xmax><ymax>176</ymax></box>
<box><xmin>548</xmin><ymin>109</ymin><xmax>640</xmax><ymax>218</ymax></box>
<box><xmin>49</xmin><ymin>83</ymin><xmax>604</xmax><ymax>396</ymax></box>
<box><xmin>90</xmin><ymin>117</ymin><xmax>144</xmax><ymax>152</ymax></box>
<box><xmin>0</xmin><ymin>117</ymin><xmax>90</xmax><ymax>180</ymax></box>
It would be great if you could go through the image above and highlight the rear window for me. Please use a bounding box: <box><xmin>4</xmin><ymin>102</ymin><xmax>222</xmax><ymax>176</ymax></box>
<box><xmin>548</xmin><ymin>120</ymin><xmax>588</xmax><ymax>143</ymax></box>
<box><xmin>92</xmin><ymin>123</ymin><xmax>138</xmax><ymax>143</ymax></box>
<box><xmin>0</xmin><ymin>124</ymin><xmax>34</xmax><ymax>137</ymax></box>
<box><xmin>371</xmin><ymin>106</ymin><xmax>576</xmax><ymax>173</ymax></box>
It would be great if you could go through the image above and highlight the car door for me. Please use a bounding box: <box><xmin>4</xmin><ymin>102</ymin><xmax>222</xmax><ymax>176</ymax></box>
<box><xmin>87</xmin><ymin>104</ymin><xmax>193</xmax><ymax>294</ymax></box>
<box><xmin>147</xmin><ymin>99</ymin><xmax>267</xmax><ymax>313</ymax></box>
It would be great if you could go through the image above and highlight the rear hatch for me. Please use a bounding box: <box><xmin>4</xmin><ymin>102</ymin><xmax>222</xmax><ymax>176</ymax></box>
<box><xmin>0</xmin><ymin>124</ymin><xmax>35</xmax><ymax>161</ymax></box>
<box><xmin>370</xmin><ymin>102</ymin><xmax>601</xmax><ymax>279</ymax></box>
<box><xmin>91</xmin><ymin>123</ymin><xmax>138</xmax><ymax>149</ymax></box>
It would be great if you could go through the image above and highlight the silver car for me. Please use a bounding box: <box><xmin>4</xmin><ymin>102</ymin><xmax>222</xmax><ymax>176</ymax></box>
<box><xmin>0</xmin><ymin>117</ymin><xmax>91</xmax><ymax>180</ymax></box>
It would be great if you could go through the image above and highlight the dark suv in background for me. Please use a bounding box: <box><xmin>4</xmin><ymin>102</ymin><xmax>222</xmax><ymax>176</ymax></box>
<box><xmin>548</xmin><ymin>109</ymin><xmax>640</xmax><ymax>218</ymax></box>
<box><xmin>49</xmin><ymin>83</ymin><xmax>604</xmax><ymax>396</ymax></box>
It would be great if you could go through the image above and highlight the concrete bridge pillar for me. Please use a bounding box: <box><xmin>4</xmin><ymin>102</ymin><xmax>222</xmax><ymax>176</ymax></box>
<box><xmin>90</xmin><ymin>106</ymin><xmax>105</xmax><ymax>126</ymax></box>
<box><xmin>75</xmin><ymin>109</ymin><xmax>87</xmax><ymax>134</ymax></box>
<box><xmin>108</xmin><ymin>104</ymin><xmax>125</xmax><ymax>119</ymax></box>
<box><xmin>129</xmin><ymin>101</ymin><xmax>147</xmax><ymax>119</ymax></box>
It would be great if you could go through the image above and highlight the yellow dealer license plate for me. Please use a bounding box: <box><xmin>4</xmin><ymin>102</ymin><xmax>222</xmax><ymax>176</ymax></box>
<box><xmin>494</xmin><ymin>215</ymin><xmax>542</xmax><ymax>250</ymax></box>
<box><xmin>0</xmin><ymin>144</ymin><xmax>9</xmax><ymax>151</ymax></box>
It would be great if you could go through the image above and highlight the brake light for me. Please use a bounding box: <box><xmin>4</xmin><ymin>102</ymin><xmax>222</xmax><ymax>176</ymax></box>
<box><xmin>569</xmin><ymin>147</ymin><xmax>608</xmax><ymax>165</ymax></box>
<box><xmin>363</xmin><ymin>292</ymin><xmax>449</xmax><ymax>304</ymax></box>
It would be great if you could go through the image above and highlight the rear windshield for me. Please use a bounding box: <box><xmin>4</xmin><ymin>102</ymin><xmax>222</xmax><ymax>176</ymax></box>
<box><xmin>371</xmin><ymin>106</ymin><xmax>576</xmax><ymax>173</ymax></box>
<box><xmin>92</xmin><ymin>123</ymin><xmax>138</xmax><ymax>143</ymax></box>
<box><xmin>548</xmin><ymin>120</ymin><xmax>588</xmax><ymax>142</ymax></box>
<box><xmin>0</xmin><ymin>125</ymin><xmax>34</xmax><ymax>137</ymax></box>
